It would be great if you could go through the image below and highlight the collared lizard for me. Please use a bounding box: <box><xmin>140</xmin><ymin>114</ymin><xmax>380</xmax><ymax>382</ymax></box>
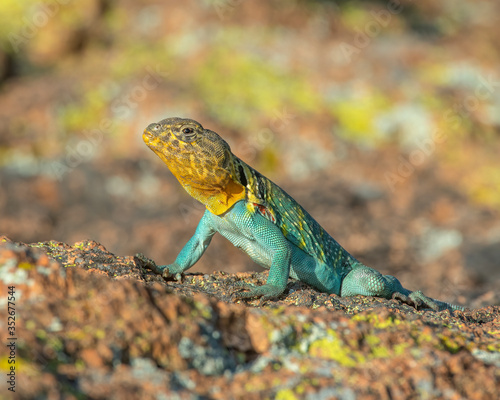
<box><xmin>139</xmin><ymin>117</ymin><xmax>465</xmax><ymax>312</ymax></box>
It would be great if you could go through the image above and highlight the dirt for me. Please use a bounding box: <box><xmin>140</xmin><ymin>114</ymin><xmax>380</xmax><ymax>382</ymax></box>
<box><xmin>0</xmin><ymin>236</ymin><xmax>499</xmax><ymax>399</ymax></box>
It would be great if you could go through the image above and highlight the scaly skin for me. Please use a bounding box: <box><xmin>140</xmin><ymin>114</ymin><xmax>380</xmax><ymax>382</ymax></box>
<box><xmin>140</xmin><ymin>117</ymin><xmax>465</xmax><ymax>312</ymax></box>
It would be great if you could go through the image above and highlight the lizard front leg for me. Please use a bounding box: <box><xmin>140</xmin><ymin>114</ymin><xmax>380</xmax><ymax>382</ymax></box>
<box><xmin>140</xmin><ymin>210</ymin><xmax>216</xmax><ymax>279</ymax></box>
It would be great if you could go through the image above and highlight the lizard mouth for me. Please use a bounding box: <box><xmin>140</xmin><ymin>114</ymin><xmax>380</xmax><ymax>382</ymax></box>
<box><xmin>143</xmin><ymin>129</ymin><xmax>166</xmax><ymax>151</ymax></box>
<box><xmin>142</xmin><ymin>130</ymin><xmax>153</xmax><ymax>144</ymax></box>
<box><xmin>143</xmin><ymin>122</ymin><xmax>163</xmax><ymax>144</ymax></box>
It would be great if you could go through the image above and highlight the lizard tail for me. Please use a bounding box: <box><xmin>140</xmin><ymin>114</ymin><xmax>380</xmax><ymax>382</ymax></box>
<box><xmin>431</xmin><ymin>298</ymin><xmax>466</xmax><ymax>312</ymax></box>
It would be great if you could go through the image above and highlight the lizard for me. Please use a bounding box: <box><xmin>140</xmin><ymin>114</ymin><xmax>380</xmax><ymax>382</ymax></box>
<box><xmin>139</xmin><ymin>117</ymin><xmax>465</xmax><ymax>312</ymax></box>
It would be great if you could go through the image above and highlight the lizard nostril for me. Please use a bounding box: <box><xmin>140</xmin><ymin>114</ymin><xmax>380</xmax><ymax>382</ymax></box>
<box><xmin>146</xmin><ymin>123</ymin><xmax>160</xmax><ymax>132</ymax></box>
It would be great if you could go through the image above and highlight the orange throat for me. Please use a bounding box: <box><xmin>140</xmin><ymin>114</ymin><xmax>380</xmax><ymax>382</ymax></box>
<box><xmin>151</xmin><ymin>146</ymin><xmax>246</xmax><ymax>215</ymax></box>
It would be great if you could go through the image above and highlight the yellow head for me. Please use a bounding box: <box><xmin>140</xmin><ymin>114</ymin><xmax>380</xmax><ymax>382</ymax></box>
<box><xmin>143</xmin><ymin>117</ymin><xmax>245</xmax><ymax>215</ymax></box>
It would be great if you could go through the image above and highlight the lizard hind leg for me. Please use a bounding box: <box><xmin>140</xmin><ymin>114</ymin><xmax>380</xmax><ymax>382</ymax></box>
<box><xmin>340</xmin><ymin>264</ymin><xmax>441</xmax><ymax>311</ymax></box>
<box><xmin>340</xmin><ymin>264</ymin><xmax>405</xmax><ymax>299</ymax></box>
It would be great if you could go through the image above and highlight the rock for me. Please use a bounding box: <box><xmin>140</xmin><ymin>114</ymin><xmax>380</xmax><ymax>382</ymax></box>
<box><xmin>1</xmin><ymin>236</ymin><xmax>499</xmax><ymax>399</ymax></box>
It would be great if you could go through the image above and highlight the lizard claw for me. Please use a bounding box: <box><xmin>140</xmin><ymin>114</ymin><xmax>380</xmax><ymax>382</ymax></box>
<box><xmin>232</xmin><ymin>281</ymin><xmax>256</xmax><ymax>291</ymax></box>
<box><xmin>392</xmin><ymin>290</ymin><xmax>439</xmax><ymax>311</ymax></box>
<box><xmin>231</xmin><ymin>282</ymin><xmax>255</xmax><ymax>302</ymax></box>
<box><xmin>134</xmin><ymin>253</ymin><xmax>181</xmax><ymax>281</ymax></box>
<box><xmin>134</xmin><ymin>253</ymin><xmax>158</xmax><ymax>272</ymax></box>
<box><xmin>232</xmin><ymin>283</ymin><xmax>284</xmax><ymax>303</ymax></box>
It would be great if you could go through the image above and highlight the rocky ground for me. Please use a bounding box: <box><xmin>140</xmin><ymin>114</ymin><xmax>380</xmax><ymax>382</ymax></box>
<box><xmin>1</xmin><ymin>236</ymin><xmax>499</xmax><ymax>399</ymax></box>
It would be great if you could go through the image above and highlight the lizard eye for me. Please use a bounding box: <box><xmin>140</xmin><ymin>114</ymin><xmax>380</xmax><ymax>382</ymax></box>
<box><xmin>176</xmin><ymin>125</ymin><xmax>198</xmax><ymax>142</ymax></box>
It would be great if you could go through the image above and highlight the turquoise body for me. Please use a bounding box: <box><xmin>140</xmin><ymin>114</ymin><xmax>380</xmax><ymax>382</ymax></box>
<box><xmin>159</xmin><ymin>199</ymin><xmax>463</xmax><ymax>311</ymax></box>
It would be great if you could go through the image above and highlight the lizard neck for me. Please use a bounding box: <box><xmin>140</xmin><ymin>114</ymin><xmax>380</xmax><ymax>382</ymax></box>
<box><xmin>231</xmin><ymin>156</ymin><xmax>271</xmax><ymax>207</ymax></box>
<box><xmin>150</xmin><ymin>144</ymin><xmax>247</xmax><ymax>215</ymax></box>
<box><xmin>180</xmin><ymin>175</ymin><xmax>246</xmax><ymax>215</ymax></box>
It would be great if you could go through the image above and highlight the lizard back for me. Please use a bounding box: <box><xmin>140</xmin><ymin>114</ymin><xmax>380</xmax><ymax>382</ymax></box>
<box><xmin>232</xmin><ymin>155</ymin><xmax>354</xmax><ymax>273</ymax></box>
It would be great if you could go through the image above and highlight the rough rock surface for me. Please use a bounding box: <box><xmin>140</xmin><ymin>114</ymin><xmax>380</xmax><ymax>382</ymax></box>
<box><xmin>0</xmin><ymin>236</ymin><xmax>498</xmax><ymax>399</ymax></box>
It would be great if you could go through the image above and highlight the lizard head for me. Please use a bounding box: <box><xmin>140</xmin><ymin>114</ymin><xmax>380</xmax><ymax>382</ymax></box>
<box><xmin>143</xmin><ymin>117</ymin><xmax>246</xmax><ymax>215</ymax></box>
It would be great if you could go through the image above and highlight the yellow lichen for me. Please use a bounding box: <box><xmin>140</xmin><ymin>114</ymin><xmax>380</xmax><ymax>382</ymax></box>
<box><xmin>18</xmin><ymin>262</ymin><xmax>34</xmax><ymax>270</ymax></box>
<box><xmin>275</xmin><ymin>388</ymin><xmax>299</xmax><ymax>400</ymax></box>
<box><xmin>308</xmin><ymin>329</ymin><xmax>365</xmax><ymax>367</ymax></box>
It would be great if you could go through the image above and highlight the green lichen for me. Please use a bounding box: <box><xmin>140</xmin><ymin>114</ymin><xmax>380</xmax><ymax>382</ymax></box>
<box><xmin>438</xmin><ymin>334</ymin><xmax>464</xmax><ymax>354</ymax></box>
<box><xmin>58</xmin><ymin>85</ymin><xmax>111</xmax><ymax>135</ymax></box>
<box><xmin>486</xmin><ymin>343</ymin><xmax>500</xmax><ymax>352</ymax></box>
<box><xmin>45</xmin><ymin>241</ymin><xmax>62</xmax><ymax>248</ymax></box>
<box><xmin>393</xmin><ymin>342</ymin><xmax>410</xmax><ymax>355</ymax></box>
<box><xmin>412</xmin><ymin>329</ymin><xmax>434</xmax><ymax>346</ymax></box>
<box><xmin>363</xmin><ymin>334</ymin><xmax>394</xmax><ymax>359</ymax></box>
<box><xmin>47</xmin><ymin>337</ymin><xmax>64</xmax><ymax>352</ymax></box>
<box><xmin>352</xmin><ymin>312</ymin><xmax>403</xmax><ymax>329</ymax></box>
<box><xmin>0</xmin><ymin>1</ymin><xmax>43</xmax><ymax>51</ymax></box>
<box><xmin>364</xmin><ymin>334</ymin><xmax>381</xmax><ymax>347</ymax></box>
<box><xmin>26</xmin><ymin>320</ymin><xmax>36</xmax><ymax>331</ymax></box>
<box><xmin>341</xmin><ymin>6</ymin><xmax>373</xmax><ymax>30</ymax></box>
<box><xmin>463</xmin><ymin>165</ymin><xmax>500</xmax><ymax>209</ymax></box>
<box><xmin>75</xmin><ymin>359</ymin><xmax>85</xmax><ymax>371</ymax></box>
<box><xmin>244</xmin><ymin>380</ymin><xmax>268</xmax><ymax>393</ymax></box>
<box><xmin>0</xmin><ymin>355</ymin><xmax>28</xmax><ymax>372</ymax></box>
<box><xmin>275</xmin><ymin>388</ymin><xmax>299</xmax><ymax>400</ymax></box>
<box><xmin>417</xmin><ymin>63</ymin><xmax>450</xmax><ymax>87</ymax></box>
<box><xmin>134</xmin><ymin>336</ymin><xmax>151</xmax><ymax>353</ymax></box>
<box><xmin>331</xmin><ymin>89</ymin><xmax>390</xmax><ymax>146</ymax></box>
<box><xmin>295</xmin><ymin>382</ymin><xmax>306</xmax><ymax>395</ymax></box>
<box><xmin>36</xmin><ymin>329</ymin><xmax>47</xmax><ymax>340</ymax></box>
<box><xmin>95</xmin><ymin>329</ymin><xmax>106</xmax><ymax>340</ymax></box>
<box><xmin>190</xmin><ymin>300</ymin><xmax>213</xmax><ymax>320</ymax></box>
<box><xmin>195</xmin><ymin>45</ymin><xmax>321</xmax><ymax>130</ymax></box>
<box><xmin>118</xmin><ymin>41</ymin><xmax>174</xmax><ymax>80</ymax></box>
<box><xmin>67</xmin><ymin>329</ymin><xmax>86</xmax><ymax>341</ymax></box>
<box><xmin>0</xmin><ymin>356</ymin><xmax>12</xmax><ymax>372</ymax></box>
<box><xmin>308</xmin><ymin>329</ymin><xmax>365</xmax><ymax>367</ymax></box>
<box><xmin>18</xmin><ymin>261</ymin><xmax>34</xmax><ymax>270</ymax></box>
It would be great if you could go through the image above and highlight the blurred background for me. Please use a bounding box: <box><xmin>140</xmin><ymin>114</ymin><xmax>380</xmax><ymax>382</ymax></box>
<box><xmin>0</xmin><ymin>0</ymin><xmax>499</xmax><ymax>305</ymax></box>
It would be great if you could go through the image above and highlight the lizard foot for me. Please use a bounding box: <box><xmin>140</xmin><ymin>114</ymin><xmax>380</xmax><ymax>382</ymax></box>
<box><xmin>392</xmin><ymin>290</ymin><xmax>439</xmax><ymax>311</ymax></box>
<box><xmin>134</xmin><ymin>253</ymin><xmax>181</xmax><ymax>281</ymax></box>
<box><xmin>232</xmin><ymin>283</ymin><xmax>285</xmax><ymax>303</ymax></box>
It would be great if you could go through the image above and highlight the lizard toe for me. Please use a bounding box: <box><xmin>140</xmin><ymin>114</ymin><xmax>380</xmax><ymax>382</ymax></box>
<box><xmin>134</xmin><ymin>255</ymin><xmax>181</xmax><ymax>281</ymax></box>
<box><xmin>392</xmin><ymin>290</ymin><xmax>440</xmax><ymax>311</ymax></box>
<box><xmin>158</xmin><ymin>266</ymin><xmax>184</xmax><ymax>282</ymax></box>
<box><xmin>135</xmin><ymin>253</ymin><xmax>160</xmax><ymax>274</ymax></box>
<box><xmin>409</xmin><ymin>291</ymin><xmax>439</xmax><ymax>311</ymax></box>
<box><xmin>392</xmin><ymin>291</ymin><xmax>409</xmax><ymax>304</ymax></box>
<box><xmin>232</xmin><ymin>284</ymin><xmax>284</xmax><ymax>301</ymax></box>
